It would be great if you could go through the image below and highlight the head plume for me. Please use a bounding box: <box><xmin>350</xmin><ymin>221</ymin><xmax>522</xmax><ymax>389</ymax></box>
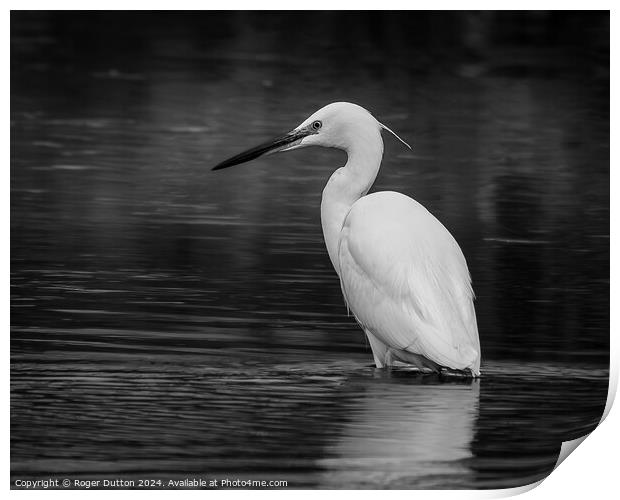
<box><xmin>378</xmin><ymin>121</ymin><xmax>412</xmax><ymax>150</ymax></box>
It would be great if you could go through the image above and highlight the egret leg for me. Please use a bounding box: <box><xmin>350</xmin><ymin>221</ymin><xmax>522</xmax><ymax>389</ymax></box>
<box><xmin>438</xmin><ymin>367</ymin><xmax>477</xmax><ymax>379</ymax></box>
<box><xmin>388</xmin><ymin>348</ymin><xmax>442</xmax><ymax>373</ymax></box>
<box><xmin>364</xmin><ymin>330</ymin><xmax>389</xmax><ymax>368</ymax></box>
<box><xmin>364</xmin><ymin>330</ymin><xmax>444</xmax><ymax>374</ymax></box>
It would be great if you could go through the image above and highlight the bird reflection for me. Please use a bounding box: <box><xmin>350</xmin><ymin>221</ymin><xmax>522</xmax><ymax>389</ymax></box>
<box><xmin>317</xmin><ymin>371</ymin><xmax>480</xmax><ymax>488</ymax></box>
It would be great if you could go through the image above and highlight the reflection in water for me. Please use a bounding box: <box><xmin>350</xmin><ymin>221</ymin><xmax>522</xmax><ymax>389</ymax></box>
<box><xmin>11</xmin><ymin>344</ymin><xmax>607</xmax><ymax>488</ymax></box>
<box><xmin>318</xmin><ymin>373</ymin><xmax>479</xmax><ymax>489</ymax></box>
<box><xmin>11</xmin><ymin>12</ymin><xmax>608</xmax><ymax>489</ymax></box>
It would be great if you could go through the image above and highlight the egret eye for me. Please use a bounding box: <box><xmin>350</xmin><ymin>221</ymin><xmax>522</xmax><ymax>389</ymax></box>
<box><xmin>312</xmin><ymin>120</ymin><xmax>322</xmax><ymax>131</ymax></box>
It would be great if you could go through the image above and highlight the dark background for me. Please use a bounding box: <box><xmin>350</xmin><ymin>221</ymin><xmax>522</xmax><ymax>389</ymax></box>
<box><xmin>11</xmin><ymin>11</ymin><xmax>609</xmax><ymax>489</ymax></box>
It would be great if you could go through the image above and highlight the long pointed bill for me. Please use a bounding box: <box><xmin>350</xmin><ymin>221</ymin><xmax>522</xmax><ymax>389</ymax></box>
<box><xmin>212</xmin><ymin>127</ymin><xmax>312</xmax><ymax>171</ymax></box>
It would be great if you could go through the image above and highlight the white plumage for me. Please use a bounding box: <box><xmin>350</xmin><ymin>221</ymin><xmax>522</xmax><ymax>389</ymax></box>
<box><xmin>338</xmin><ymin>192</ymin><xmax>480</xmax><ymax>374</ymax></box>
<box><xmin>213</xmin><ymin>101</ymin><xmax>481</xmax><ymax>376</ymax></box>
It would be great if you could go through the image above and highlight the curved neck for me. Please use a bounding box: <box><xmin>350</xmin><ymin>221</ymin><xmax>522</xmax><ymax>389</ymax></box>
<box><xmin>320</xmin><ymin>129</ymin><xmax>384</xmax><ymax>274</ymax></box>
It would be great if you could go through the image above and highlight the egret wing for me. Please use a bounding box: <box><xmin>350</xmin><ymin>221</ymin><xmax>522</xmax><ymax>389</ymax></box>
<box><xmin>337</xmin><ymin>191</ymin><xmax>480</xmax><ymax>373</ymax></box>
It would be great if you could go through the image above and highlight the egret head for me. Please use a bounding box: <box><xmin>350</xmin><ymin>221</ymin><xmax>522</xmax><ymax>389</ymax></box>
<box><xmin>212</xmin><ymin>102</ymin><xmax>410</xmax><ymax>171</ymax></box>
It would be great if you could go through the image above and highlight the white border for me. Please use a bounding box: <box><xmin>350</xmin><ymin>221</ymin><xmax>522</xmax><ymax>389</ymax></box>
<box><xmin>3</xmin><ymin>1</ymin><xmax>618</xmax><ymax>9</ymax></box>
<box><xmin>6</xmin><ymin>4</ymin><xmax>615</xmax><ymax>499</ymax></box>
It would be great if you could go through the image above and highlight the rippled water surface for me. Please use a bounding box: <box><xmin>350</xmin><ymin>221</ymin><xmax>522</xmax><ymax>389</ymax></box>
<box><xmin>11</xmin><ymin>12</ymin><xmax>609</xmax><ymax>489</ymax></box>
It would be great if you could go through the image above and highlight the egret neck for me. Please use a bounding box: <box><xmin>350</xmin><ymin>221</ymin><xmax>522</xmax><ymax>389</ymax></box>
<box><xmin>320</xmin><ymin>126</ymin><xmax>384</xmax><ymax>275</ymax></box>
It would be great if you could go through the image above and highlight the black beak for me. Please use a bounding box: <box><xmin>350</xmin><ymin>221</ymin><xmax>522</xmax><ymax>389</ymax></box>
<box><xmin>212</xmin><ymin>128</ymin><xmax>311</xmax><ymax>171</ymax></box>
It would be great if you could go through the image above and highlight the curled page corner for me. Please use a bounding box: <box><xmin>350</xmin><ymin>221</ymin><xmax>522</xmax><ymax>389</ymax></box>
<box><xmin>553</xmin><ymin>368</ymin><xmax>616</xmax><ymax>470</ymax></box>
<box><xmin>554</xmin><ymin>434</ymin><xmax>590</xmax><ymax>470</ymax></box>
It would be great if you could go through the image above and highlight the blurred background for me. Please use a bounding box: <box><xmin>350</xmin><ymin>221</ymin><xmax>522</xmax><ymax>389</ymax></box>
<box><xmin>11</xmin><ymin>11</ymin><xmax>609</xmax><ymax>489</ymax></box>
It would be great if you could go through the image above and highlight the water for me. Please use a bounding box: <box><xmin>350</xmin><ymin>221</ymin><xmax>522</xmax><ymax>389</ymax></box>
<box><xmin>11</xmin><ymin>12</ymin><xmax>609</xmax><ymax>489</ymax></box>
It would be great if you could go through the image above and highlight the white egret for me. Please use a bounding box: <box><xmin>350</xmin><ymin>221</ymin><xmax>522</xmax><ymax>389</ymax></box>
<box><xmin>213</xmin><ymin>102</ymin><xmax>481</xmax><ymax>377</ymax></box>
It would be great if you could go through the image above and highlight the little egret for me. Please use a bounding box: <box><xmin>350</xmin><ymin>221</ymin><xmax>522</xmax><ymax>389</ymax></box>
<box><xmin>213</xmin><ymin>102</ymin><xmax>481</xmax><ymax>377</ymax></box>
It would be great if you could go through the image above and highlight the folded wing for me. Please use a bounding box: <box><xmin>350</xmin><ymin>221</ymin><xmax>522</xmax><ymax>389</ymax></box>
<box><xmin>337</xmin><ymin>191</ymin><xmax>480</xmax><ymax>374</ymax></box>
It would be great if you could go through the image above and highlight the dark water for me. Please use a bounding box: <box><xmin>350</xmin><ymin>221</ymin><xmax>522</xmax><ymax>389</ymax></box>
<box><xmin>11</xmin><ymin>12</ymin><xmax>609</xmax><ymax>489</ymax></box>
